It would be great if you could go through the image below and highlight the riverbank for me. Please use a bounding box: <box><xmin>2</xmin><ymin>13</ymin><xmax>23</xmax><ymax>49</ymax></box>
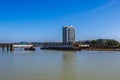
<box><xmin>82</xmin><ymin>48</ymin><xmax>120</xmax><ymax>51</ymax></box>
<box><xmin>41</xmin><ymin>47</ymin><xmax>81</xmax><ymax>51</ymax></box>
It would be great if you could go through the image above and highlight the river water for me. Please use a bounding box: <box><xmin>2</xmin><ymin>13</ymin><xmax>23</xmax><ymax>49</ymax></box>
<box><xmin>0</xmin><ymin>48</ymin><xmax>120</xmax><ymax>80</ymax></box>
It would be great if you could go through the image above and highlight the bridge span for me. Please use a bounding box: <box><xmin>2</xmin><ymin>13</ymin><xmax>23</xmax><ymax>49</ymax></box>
<box><xmin>0</xmin><ymin>44</ymin><xmax>34</xmax><ymax>52</ymax></box>
<box><xmin>13</xmin><ymin>44</ymin><xmax>33</xmax><ymax>48</ymax></box>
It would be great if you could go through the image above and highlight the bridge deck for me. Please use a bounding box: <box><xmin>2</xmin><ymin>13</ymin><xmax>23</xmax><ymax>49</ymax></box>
<box><xmin>13</xmin><ymin>44</ymin><xmax>33</xmax><ymax>48</ymax></box>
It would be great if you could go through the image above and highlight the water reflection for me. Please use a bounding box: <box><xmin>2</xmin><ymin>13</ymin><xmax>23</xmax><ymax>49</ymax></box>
<box><xmin>1</xmin><ymin>50</ymin><xmax>120</xmax><ymax>80</ymax></box>
<box><xmin>62</xmin><ymin>51</ymin><xmax>76</xmax><ymax>80</ymax></box>
<box><xmin>1</xmin><ymin>48</ymin><xmax>13</xmax><ymax>53</ymax></box>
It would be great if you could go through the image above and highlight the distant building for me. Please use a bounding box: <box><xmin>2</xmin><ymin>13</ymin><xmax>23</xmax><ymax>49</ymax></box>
<box><xmin>63</xmin><ymin>26</ymin><xmax>75</xmax><ymax>43</ymax></box>
<box><xmin>20</xmin><ymin>41</ymin><xmax>29</xmax><ymax>45</ymax></box>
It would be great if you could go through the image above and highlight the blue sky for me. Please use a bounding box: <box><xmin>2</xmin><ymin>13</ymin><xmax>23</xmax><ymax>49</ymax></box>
<box><xmin>0</xmin><ymin>0</ymin><xmax>120</xmax><ymax>42</ymax></box>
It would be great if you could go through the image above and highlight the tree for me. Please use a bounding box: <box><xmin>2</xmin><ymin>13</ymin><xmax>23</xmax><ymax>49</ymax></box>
<box><xmin>91</xmin><ymin>40</ymin><xmax>97</xmax><ymax>44</ymax></box>
<box><xmin>105</xmin><ymin>39</ymin><xmax>120</xmax><ymax>47</ymax></box>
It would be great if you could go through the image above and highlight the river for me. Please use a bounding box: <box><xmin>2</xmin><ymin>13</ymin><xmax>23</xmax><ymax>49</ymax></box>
<box><xmin>0</xmin><ymin>48</ymin><xmax>120</xmax><ymax>80</ymax></box>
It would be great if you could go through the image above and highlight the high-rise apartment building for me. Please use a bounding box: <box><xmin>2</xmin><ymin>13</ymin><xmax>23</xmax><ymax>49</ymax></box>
<box><xmin>63</xmin><ymin>26</ymin><xmax>75</xmax><ymax>43</ymax></box>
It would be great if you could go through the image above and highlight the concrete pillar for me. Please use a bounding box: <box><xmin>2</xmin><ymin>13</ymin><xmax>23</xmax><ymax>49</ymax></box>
<box><xmin>2</xmin><ymin>44</ymin><xmax>5</xmax><ymax>52</ymax></box>
<box><xmin>7</xmin><ymin>45</ymin><xmax>9</xmax><ymax>52</ymax></box>
<box><xmin>10</xmin><ymin>44</ymin><xmax>14</xmax><ymax>51</ymax></box>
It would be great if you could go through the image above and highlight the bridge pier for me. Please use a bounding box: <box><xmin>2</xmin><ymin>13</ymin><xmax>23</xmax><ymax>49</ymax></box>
<box><xmin>2</xmin><ymin>44</ymin><xmax>4</xmax><ymax>52</ymax></box>
<box><xmin>7</xmin><ymin>45</ymin><xmax>10</xmax><ymax>52</ymax></box>
<box><xmin>0</xmin><ymin>44</ymin><xmax>14</xmax><ymax>52</ymax></box>
<box><xmin>10</xmin><ymin>44</ymin><xmax>14</xmax><ymax>51</ymax></box>
<box><xmin>0</xmin><ymin>44</ymin><xmax>34</xmax><ymax>52</ymax></box>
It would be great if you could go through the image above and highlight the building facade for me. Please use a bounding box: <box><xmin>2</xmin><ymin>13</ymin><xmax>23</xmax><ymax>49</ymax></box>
<box><xmin>63</xmin><ymin>26</ymin><xmax>75</xmax><ymax>43</ymax></box>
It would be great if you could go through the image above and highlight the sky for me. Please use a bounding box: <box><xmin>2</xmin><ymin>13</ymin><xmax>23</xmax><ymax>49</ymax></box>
<box><xmin>0</xmin><ymin>0</ymin><xmax>120</xmax><ymax>42</ymax></box>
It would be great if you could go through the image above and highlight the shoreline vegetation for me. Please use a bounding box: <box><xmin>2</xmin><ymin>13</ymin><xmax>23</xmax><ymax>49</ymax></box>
<box><xmin>1</xmin><ymin>39</ymin><xmax>120</xmax><ymax>51</ymax></box>
<box><xmin>77</xmin><ymin>39</ymin><xmax>120</xmax><ymax>51</ymax></box>
<box><xmin>38</xmin><ymin>39</ymin><xmax>120</xmax><ymax>51</ymax></box>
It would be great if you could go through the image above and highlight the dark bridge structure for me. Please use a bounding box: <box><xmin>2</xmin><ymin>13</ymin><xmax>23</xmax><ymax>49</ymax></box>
<box><xmin>0</xmin><ymin>43</ymin><xmax>33</xmax><ymax>52</ymax></box>
<box><xmin>0</xmin><ymin>43</ymin><xmax>14</xmax><ymax>52</ymax></box>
